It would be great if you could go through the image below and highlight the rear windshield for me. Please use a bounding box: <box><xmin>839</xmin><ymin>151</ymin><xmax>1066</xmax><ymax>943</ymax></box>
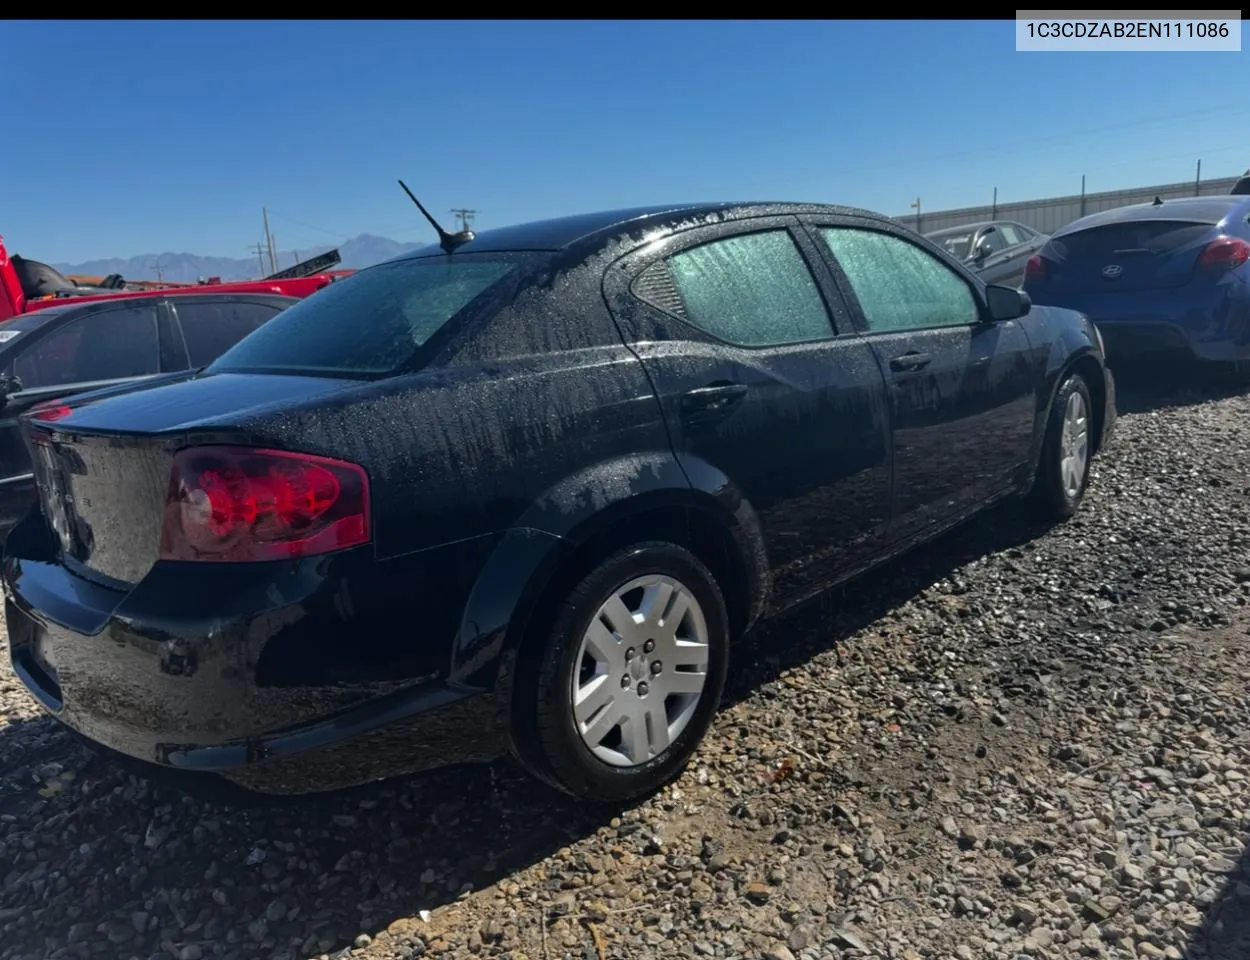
<box><xmin>1052</xmin><ymin>221</ymin><xmax>1212</xmax><ymax>259</ymax></box>
<box><xmin>929</xmin><ymin>232</ymin><xmax>974</xmax><ymax>260</ymax></box>
<box><xmin>207</xmin><ymin>257</ymin><xmax>518</xmax><ymax>376</ymax></box>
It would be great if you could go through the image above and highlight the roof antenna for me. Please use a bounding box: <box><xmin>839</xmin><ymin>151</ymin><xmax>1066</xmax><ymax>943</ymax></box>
<box><xmin>398</xmin><ymin>179</ymin><xmax>474</xmax><ymax>254</ymax></box>
<box><xmin>1152</xmin><ymin>195</ymin><xmax>1164</xmax><ymax>205</ymax></box>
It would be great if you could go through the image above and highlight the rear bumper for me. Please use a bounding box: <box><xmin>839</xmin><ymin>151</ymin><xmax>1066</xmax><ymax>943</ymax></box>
<box><xmin>1034</xmin><ymin>279</ymin><xmax>1250</xmax><ymax>364</ymax></box>
<box><xmin>1096</xmin><ymin>320</ymin><xmax>1250</xmax><ymax>364</ymax></box>
<box><xmin>2</xmin><ymin>535</ymin><xmax>511</xmax><ymax>795</ymax></box>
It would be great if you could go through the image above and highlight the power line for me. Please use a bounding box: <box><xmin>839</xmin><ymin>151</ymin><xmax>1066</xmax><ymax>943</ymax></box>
<box><xmin>450</xmin><ymin>208</ymin><xmax>478</xmax><ymax>232</ymax></box>
<box><xmin>732</xmin><ymin>101</ymin><xmax>1250</xmax><ymax>198</ymax></box>
<box><xmin>268</xmin><ymin>210</ymin><xmax>342</xmax><ymax>241</ymax></box>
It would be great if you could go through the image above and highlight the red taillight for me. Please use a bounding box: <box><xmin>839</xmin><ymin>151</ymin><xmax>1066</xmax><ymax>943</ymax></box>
<box><xmin>1197</xmin><ymin>236</ymin><xmax>1250</xmax><ymax>271</ymax></box>
<box><xmin>1025</xmin><ymin>255</ymin><xmax>1047</xmax><ymax>281</ymax></box>
<box><xmin>30</xmin><ymin>403</ymin><xmax>72</xmax><ymax>422</ymax></box>
<box><xmin>158</xmin><ymin>446</ymin><xmax>371</xmax><ymax>563</ymax></box>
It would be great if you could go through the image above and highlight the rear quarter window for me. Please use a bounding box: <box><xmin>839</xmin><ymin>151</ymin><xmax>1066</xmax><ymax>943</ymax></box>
<box><xmin>208</xmin><ymin>258</ymin><xmax>518</xmax><ymax>376</ymax></box>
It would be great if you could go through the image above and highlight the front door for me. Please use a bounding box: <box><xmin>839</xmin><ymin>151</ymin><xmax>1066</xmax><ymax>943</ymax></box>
<box><xmin>806</xmin><ymin>221</ymin><xmax>1038</xmax><ymax>544</ymax></box>
<box><xmin>604</xmin><ymin>216</ymin><xmax>893</xmax><ymax>609</ymax></box>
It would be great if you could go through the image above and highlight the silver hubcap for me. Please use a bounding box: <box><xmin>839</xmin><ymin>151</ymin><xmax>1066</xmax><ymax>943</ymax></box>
<box><xmin>571</xmin><ymin>574</ymin><xmax>710</xmax><ymax>768</ymax></box>
<box><xmin>1060</xmin><ymin>390</ymin><xmax>1089</xmax><ymax>498</ymax></box>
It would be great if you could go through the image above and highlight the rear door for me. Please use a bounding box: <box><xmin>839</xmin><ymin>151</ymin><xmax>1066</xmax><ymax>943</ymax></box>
<box><xmin>167</xmin><ymin>297</ymin><xmax>290</xmax><ymax>369</ymax></box>
<box><xmin>603</xmin><ymin>216</ymin><xmax>892</xmax><ymax>608</ymax></box>
<box><xmin>803</xmin><ymin>218</ymin><xmax>1038</xmax><ymax>543</ymax></box>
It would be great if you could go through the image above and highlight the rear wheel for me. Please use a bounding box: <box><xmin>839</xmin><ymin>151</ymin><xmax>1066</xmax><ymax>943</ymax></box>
<box><xmin>520</xmin><ymin>541</ymin><xmax>729</xmax><ymax>802</ymax></box>
<box><xmin>1030</xmin><ymin>372</ymin><xmax>1093</xmax><ymax>521</ymax></box>
<box><xmin>1214</xmin><ymin>359</ymin><xmax>1250</xmax><ymax>387</ymax></box>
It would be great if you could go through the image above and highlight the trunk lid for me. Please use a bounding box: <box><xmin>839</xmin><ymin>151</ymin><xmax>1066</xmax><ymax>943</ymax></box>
<box><xmin>1041</xmin><ymin>220</ymin><xmax>1216</xmax><ymax>295</ymax></box>
<box><xmin>25</xmin><ymin>372</ymin><xmax>362</xmax><ymax>585</ymax></box>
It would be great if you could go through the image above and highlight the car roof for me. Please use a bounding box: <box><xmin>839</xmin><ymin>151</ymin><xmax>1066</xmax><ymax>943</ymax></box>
<box><xmin>1055</xmin><ymin>195</ymin><xmax>1250</xmax><ymax>237</ymax></box>
<box><xmin>163</xmin><ymin>291</ymin><xmax>299</xmax><ymax>304</ymax></box>
<box><xmin>393</xmin><ymin>201</ymin><xmax>898</xmax><ymax>261</ymax></box>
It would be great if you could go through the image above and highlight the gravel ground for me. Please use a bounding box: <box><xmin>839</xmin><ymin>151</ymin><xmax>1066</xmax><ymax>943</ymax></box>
<box><xmin>2</xmin><ymin>373</ymin><xmax>1249</xmax><ymax>960</ymax></box>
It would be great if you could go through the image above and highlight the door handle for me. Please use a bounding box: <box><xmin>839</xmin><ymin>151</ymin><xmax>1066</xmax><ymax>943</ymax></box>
<box><xmin>888</xmin><ymin>352</ymin><xmax>932</xmax><ymax>372</ymax></box>
<box><xmin>680</xmin><ymin>382</ymin><xmax>748</xmax><ymax>422</ymax></box>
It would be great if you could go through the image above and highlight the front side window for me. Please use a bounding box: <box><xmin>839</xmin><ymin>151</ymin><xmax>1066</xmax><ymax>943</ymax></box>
<box><xmin>820</xmin><ymin>228</ymin><xmax>980</xmax><ymax>334</ymax></box>
<box><xmin>979</xmin><ymin>228</ymin><xmax>1010</xmax><ymax>255</ymax></box>
<box><xmin>997</xmin><ymin>224</ymin><xmax>1027</xmax><ymax>246</ymax></box>
<box><xmin>209</xmin><ymin>258</ymin><xmax>518</xmax><ymax>376</ymax></box>
<box><xmin>662</xmin><ymin>230</ymin><xmax>833</xmax><ymax>347</ymax></box>
<box><xmin>12</xmin><ymin>304</ymin><xmax>160</xmax><ymax>389</ymax></box>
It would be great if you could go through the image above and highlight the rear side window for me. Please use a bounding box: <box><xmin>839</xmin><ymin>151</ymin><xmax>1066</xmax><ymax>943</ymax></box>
<box><xmin>208</xmin><ymin>259</ymin><xmax>517</xmax><ymax>376</ymax></box>
<box><xmin>1053</xmin><ymin>221</ymin><xmax>1211</xmax><ymax>259</ymax></box>
<box><xmin>174</xmin><ymin>300</ymin><xmax>285</xmax><ymax>367</ymax></box>
<box><xmin>661</xmin><ymin>230</ymin><xmax>833</xmax><ymax>347</ymax></box>
<box><xmin>11</xmin><ymin>304</ymin><xmax>160</xmax><ymax>389</ymax></box>
<box><xmin>931</xmin><ymin>232</ymin><xmax>974</xmax><ymax>260</ymax></box>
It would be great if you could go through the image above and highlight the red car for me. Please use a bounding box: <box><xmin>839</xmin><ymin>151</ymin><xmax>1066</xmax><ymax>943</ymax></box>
<box><xmin>0</xmin><ymin>234</ymin><xmax>340</xmax><ymax>323</ymax></box>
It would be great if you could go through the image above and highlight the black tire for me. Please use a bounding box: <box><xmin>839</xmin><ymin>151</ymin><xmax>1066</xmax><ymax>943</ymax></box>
<box><xmin>518</xmin><ymin>541</ymin><xmax>730</xmax><ymax>803</ymax></box>
<box><xmin>1030</xmin><ymin>372</ymin><xmax>1094</xmax><ymax>521</ymax></box>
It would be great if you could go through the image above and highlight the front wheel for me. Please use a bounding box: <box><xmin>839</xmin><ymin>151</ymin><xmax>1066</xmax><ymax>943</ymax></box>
<box><xmin>520</xmin><ymin>541</ymin><xmax>730</xmax><ymax>803</ymax></box>
<box><xmin>1030</xmin><ymin>372</ymin><xmax>1094</xmax><ymax>521</ymax></box>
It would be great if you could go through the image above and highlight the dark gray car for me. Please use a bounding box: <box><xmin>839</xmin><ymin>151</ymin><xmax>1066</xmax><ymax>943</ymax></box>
<box><xmin>0</xmin><ymin>292</ymin><xmax>296</xmax><ymax>543</ymax></box>
<box><xmin>926</xmin><ymin>220</ymin><xmax>1048</xmax><ymax>288</ymax></box>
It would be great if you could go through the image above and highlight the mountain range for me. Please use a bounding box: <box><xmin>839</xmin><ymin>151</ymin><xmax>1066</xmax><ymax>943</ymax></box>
<box><xmin>52</xmin><ymin>234</ymin><xmax>425</xmax><ymax>284</ymax></box>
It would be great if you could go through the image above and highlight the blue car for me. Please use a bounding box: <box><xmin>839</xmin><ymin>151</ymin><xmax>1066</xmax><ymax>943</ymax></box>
<box><xmin>1021</xmin><ymin>195</ymin><xmax>1250</xmax><ymax>373</ymax></box>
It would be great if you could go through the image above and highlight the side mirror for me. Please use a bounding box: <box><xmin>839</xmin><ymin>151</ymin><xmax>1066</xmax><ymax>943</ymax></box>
<box><xmin>973</xmin><ymin>238</ymin><xmax>993</xmax><ymax>261</ymax></box>
<box><xmin>985</xmin><ymin>284</ymin><xmax>1031</xmax><ymax>322</ymax></box>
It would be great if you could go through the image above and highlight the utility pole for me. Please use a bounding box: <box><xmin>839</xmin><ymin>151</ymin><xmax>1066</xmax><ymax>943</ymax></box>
<box><xmin>909</xmin><ymin>197</ymin><xmax>921</xmax><ymax>232</ymax></box>
<box><xmin>262</xmin><ymin>208</ymin><xmax>277</xmax><ymax>274</ymax></box>
<box><xmin>150</xmin><ymin>259</ymin><xmax>165</xmax><ymax>283</ymax></box>
<box><xmin>249</xmin><ymin>242</ymin><xmax>267</xmax><ymax>278</ymax></box>
<box><xmin>1195</xmin><ymin>158</ymin><xmax>1202</xmax><ymax>196</ymax></box>
<box><xmin>450</xmin><ymin>208</ymin><xmax>478</xmax><ymax>233</ymax></box>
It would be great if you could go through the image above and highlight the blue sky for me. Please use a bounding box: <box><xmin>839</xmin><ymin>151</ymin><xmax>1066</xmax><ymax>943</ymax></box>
<box><xmin>3</xmin><ymin>19</ymin><xmax>1246</xmax><ymax>263</ymax></box>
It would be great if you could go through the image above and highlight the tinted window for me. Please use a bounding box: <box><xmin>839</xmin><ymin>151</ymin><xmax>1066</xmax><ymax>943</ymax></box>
<box><xmin>821</xmin><ymin>228</ymin><xmax>980</xmax><ymax>333</ymax></box>
<box><xmin>979</xmin><ymin>228</ymin><xmax>1010</xmax><ymax>254</ymax></box>
<box><xmin>664</xmin><ymin>231</ymin><xmax>832</xmax><ymax>346</ymax></box>
<box><xmin>209</xmin><ymin>258</ymin><xmax>517</xmax><ymax>376</ymax></box>
<box><xmin>11</xmin><ymin>304</ymin><xmax>160</xmax><ymax>389</ymax></box>
<box><xmin>175</xmin><ymin>300</ymin><xmax>285</xmax><ymax>368</ymax></box>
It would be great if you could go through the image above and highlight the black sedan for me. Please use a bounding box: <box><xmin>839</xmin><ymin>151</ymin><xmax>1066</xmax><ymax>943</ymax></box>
<box><xmin>3</xmin><ymin>201</ymin><xmax>1116</xmax><ymax>803</ymax></box>
<box><xmin>926</xmin><ymin>220</ymin><xmax>1048</xmax><ymax>287</ymax></box>
<box><xmin>0</xmin><ymin>292</ymin><xmax>296</xmax><ymax>542</ymax></box>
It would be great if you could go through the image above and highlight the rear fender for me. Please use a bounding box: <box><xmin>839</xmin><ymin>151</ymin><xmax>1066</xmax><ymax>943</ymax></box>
<box><xmin>448</xmin><ymin>451</ymin><xmax>770</xmax><ymax>694</ymax></box>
